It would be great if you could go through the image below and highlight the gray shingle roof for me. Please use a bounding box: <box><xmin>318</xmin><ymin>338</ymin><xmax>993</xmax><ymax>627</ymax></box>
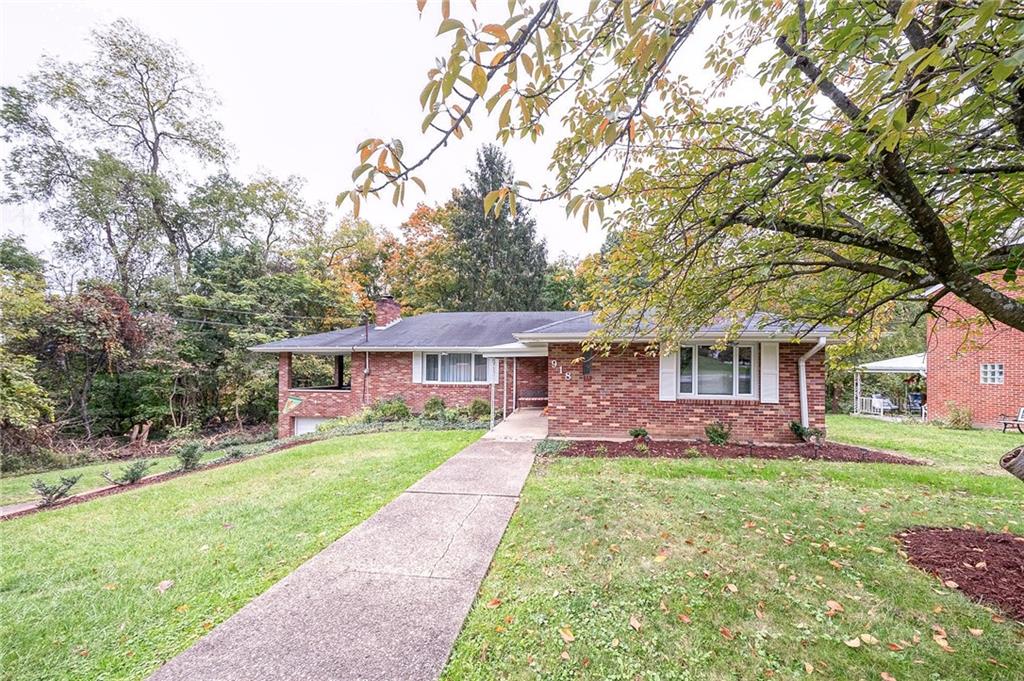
<box><xmin>250</xmin><ymin>311</ymin><xmax>581</xmax><ymax>352</ymax></box>
<box><xmin>250</xmin><ymin>310</ymin><xmax>833</xmax><ymax>353</ymax></box>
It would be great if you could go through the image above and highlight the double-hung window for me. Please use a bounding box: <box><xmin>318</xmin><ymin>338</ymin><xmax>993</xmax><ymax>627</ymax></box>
<box><xmin>424</xmin><ymin>352</ymin><xmax>488</xmax><ymax>384</ymax></box>
<box><xmin>678</xmin><ymin>344</ymin><xmax>756</xmax><ymax>398</ymax></box>
<box><xmin>980</xmin><ymin>363</ymin><xmax>1004</xmax><ymax>385</ymax></box>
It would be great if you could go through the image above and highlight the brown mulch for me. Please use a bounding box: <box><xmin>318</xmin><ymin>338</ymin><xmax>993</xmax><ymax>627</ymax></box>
<box><xmin>559</xmin><ymin>439</ymin><xmax>923</xmax><ymax>465</ymax></box>
<box><xmin>898</xmin><ymin>527</ymin><xmax>1024</xmax><ymax>621</ymax></box>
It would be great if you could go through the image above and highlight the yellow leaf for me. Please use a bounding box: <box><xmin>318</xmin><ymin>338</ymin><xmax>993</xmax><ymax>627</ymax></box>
<box><xmin>630</xmin><ymin>614</ymin><xmax>642</xmax><ymax>631</ymax></box>
<box><xmin>471</xmin><ymin>65</ymin><xmax>488</xmax><ymax>97</ymax></box>
<box><xmin>559</xmin><ymin>626</ymin><xmax>575</xmax><ymax>643</ymax></box>
<box><xmin>968</xmin><ymin>628</ymin><xmax>983</xmax><ymax>637</ymax></box>
<box><xmin>804</xmin><ymin>662</ymin><xmax>814</xmax><ymax>674</ymax></box>
<box><xmin>175</xmin><ymin>604</ymin><xmax>190</xmax><ymax>613</ymax></box>
<box><xmin>860</xmin><ymin>633</ymin><xmax>879</xmax><ymax>645</ymax></box>
<box><xmin>482</xmin><ymin>24</ymin><xmax>509</xmax><ymax>43</ymax></box>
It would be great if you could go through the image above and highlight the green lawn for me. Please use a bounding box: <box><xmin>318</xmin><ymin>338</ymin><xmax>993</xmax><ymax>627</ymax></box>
<box><xmin>0</xmin><ymin>450</ymin><xmax>227</xmax><ymax>506</ymax></box>
<box><xmin>827</xmin><ymin>414</ymin><xmax>1022</xmax><ymax>472</ymax></box>
<box><xmin>0</xmin><ymin>430</ymin><xmax>481</xmax><ymax>681</ymax></box>
<box><xmin>444</xmin><ymin>422</ymin><xmax>1023</xmax><ymax>680</ymax></box>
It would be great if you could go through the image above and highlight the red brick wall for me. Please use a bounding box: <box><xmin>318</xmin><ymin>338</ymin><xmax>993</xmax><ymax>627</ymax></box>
<box><xmin>546</xmin><ymin>342</ymin><xmax>825</xmax><ymax>443</ymax></box>
<box><xmin>926</xmin><ymin>294</ymin><xmax>1024</xmax><ymax>428</ymax></box>
<box><xmin>514</xmin><ymin>356</ymin><xmax>548</xmax><ymax>407</ymax></box>
<box><xmin>276</xmin><ymin>352</ymin><xmax>508</xmax><ymax>437</ymax></box>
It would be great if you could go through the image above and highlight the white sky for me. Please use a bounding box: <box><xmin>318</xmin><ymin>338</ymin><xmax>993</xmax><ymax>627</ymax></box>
<box><xmin>0</xmin><ymin>0</ymin><xmax>608</xmax><ymax>261</ymax></box>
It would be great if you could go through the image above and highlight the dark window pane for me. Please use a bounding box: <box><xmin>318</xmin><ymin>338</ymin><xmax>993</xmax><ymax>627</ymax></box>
<box><xmin>679</xmin><ymin>347</ymin><xmax>693</xmax><ymax>393</ymax></box>
<box><xmin>697</xmin><ymin>346</ymin><xmax>733</xmax><ymax>395</ymax></box>
<box><xmin>583</xmin><ymin>350</ymin><xmax>593</xmax><ymax>375</ymax></box>
<box><xmin>474</xmin><ymin>354</ymin><xmax>488</xmax><ymax>382</ymax></box>
<box><xmin>425</xmin><ymin>354</ymin><xmax>439</xmax><ymax>381</ymax></box>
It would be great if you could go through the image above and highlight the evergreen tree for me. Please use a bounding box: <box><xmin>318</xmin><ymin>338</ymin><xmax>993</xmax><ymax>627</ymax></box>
<box><xmin>447</xmin><ymin>145</ymin><xmax>547</xmax><ymax>311</ymax></box>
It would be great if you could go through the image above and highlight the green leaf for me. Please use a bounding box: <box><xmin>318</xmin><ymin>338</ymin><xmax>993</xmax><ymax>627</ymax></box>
<box><xmin>437</xmin><ymin>18</ymin><xmax>463</xmax><ymax>36</ymax></box>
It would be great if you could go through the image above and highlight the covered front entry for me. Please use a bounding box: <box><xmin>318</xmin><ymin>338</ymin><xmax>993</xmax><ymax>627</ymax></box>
<box><xmin>484</xmin><ymin>407</ymin><xmax>549</xmax><ymax>441</ymax></box>
<box><xmin>482</xmin><ymin>344</ymin><xmax>549</xmax><ymax>429</ymax></box>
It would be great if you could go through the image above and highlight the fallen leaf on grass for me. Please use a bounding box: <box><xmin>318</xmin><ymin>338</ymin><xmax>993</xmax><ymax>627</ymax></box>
<box><xmin>175</xmin><ymin>604</ymin><xmax>189</xmax><ymax>613</ymax></box>
<box><xmin>803</xmin><ymin>661</ymin><xmax>814</xmax><ymax>673</ymax></box>
<box><xmin>866</xmin><ymin>546</ymin><xmax>886</xmax><ymax>554</ymax></box>
<box><xmin>886</xmin><ymin>642</ymin><xmax>904</xmax><ymax>651</ymax></box>
<box><xmin>844</xmin><ymin>637</ymin><xmax>861</xmax><ymax>648</ymax></box>
<box><xmin>560</xmin><ymin>651</ymin><xmax>570</xmax><ymax>661</ymax></box>
<box><xmin>559</xmin><ymin>627</ymin><xmax>575</xmax><ymax>643</ymax></box>
<box><xmin>485</xmin><ymin>598</ymin><xmax>502</xmax><ymax>608</ymax></box>
<box><xmin>629</xmin><ymin>614</ymin><xmax>642</xmax><ymax>632</ymax></box>
<box><xmin>677</xmin><ymin>613</ymin><xmax>691</xmax><ymax>624</ymax></box>
<box><xmin>720</xmin><ymin>626</ymin><xmax>735</xmax><ymax>640</ymax></box>
<box><xmin>156</xmin><ymin>580</ymin><xmax>175</xmax><ymax>594</ymax></box>
<box><xmin>860</xmin><ymin>633</ymin><xmax>879</xmax><ymax>645</ymax></box>
<box><xmin>755</xmin><ymin>601</ymin><xmax>766</xmax><ymax>620</ymax></box>
<box><xmin>725</xmin><ymin>583</ymin><xmax>738</xmax><ymax>594</ymax></box>
<box><xmin>943</xmin><ymin>580</ymin><xmax>959</xmax><ymax>589</ymax></box>
<box><xmin>611</xmin><ymin>637</ymin><xmax>619</xmax><ymax>648</ymax></box>
<box><xmin>654</xmin><ymin>549</ymin><xmax>669</xmax><ymax>563</ymax></box>
<box><xmin>825</xmin><ymin>600</ymin><xmax>844</xmax><ymax>616</ymax></box>
<box><xmin>881</xmin><ymin>673</ymin><xmax>896</xmax><ymax>681</ymax></box>
<box><xmin>102</xmin><ymin>583</ymin><xmax>118</xmax><ymax>591</ymax></box>
<box><xmin>931</xmin><ymin>633</ymin><xmax>954</xmax><ymax>653</ymax></box>
<box><xmin>968</xmin><ymin>628</ymin><xmax>983</xmax><ymax>637</ymax></box>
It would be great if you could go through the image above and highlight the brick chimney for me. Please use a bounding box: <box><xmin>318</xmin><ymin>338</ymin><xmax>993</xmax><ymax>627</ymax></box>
<box><xmin>374</xmin><ymin>296</ymin><xmax>402</xmax><ymax>329</ymax></box>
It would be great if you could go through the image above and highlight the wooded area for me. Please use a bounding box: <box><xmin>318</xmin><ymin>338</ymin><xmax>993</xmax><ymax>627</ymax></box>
<box><xmin>0</xmin><ymin>20</ymin><xmax>582</xmax><ymax>470</ymax></box>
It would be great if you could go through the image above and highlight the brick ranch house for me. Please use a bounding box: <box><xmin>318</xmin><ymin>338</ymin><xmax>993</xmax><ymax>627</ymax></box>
<box><xmin>251</xmin><ymin>297</ymin><xmax>833</xmax><ymax>442</ymax></box>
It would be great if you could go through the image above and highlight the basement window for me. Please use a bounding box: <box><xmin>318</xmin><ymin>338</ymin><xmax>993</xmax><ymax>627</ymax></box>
<box><xmin>290</xmin><ymin>354</ymin><xmax>351</xmax><ymax>390</ymax></box>
<box><xmin>980</xmin><ymin>363</ymin><xmax>1004</xmax><ymax>385</ymax></box>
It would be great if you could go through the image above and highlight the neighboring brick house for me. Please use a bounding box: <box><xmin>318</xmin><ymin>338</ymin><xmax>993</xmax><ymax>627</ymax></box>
<box><xmin>251</xmin><ymin>297</ymin><xmax>832</xmax><ymax>441</ymax></box>
<box><xmin>925</xmin><ymin>286</ymin><xmax>1024</xmax><ymax>428</ymax></box>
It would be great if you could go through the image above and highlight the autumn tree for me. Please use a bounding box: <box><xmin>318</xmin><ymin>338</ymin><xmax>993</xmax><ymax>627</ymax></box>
<box><xmin>341</xmin><ymin>1</ymin><xmax>1024</xmax><ymax>342</ymax></box>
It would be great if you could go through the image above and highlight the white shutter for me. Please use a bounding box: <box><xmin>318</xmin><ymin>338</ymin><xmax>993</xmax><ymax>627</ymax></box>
<box><xmin>487</xmin><ymin>358</ymin><xmax>498</xmax><ymax>384</ymax></box>
<box><xmin>411</xmin><ymin>351</ymin><xmax>423</xmax><ymax>383</ymax></box>
<box><xmin>658</xmin><ymin>350</ymin><xmax>678</xmax><ymax>401</ymax></box>
<box><xmin>760</xmin><ymin>342</ymin><xmax>779</xmax><ymax>403</ymax></box>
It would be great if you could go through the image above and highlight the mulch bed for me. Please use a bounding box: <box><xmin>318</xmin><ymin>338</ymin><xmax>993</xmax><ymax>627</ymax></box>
<box><xmin>559</xmin><ymin>439</ymin><xmax>923</xmax><ymax>465</ymax></box>
<box><xmin>898</xmin><ymin>527</ymin><xmax>1024</xmax><ymax>621</ymax></box>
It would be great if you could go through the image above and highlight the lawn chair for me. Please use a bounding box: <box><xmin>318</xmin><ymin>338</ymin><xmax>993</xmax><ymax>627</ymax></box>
<box><xmin>998</xmin><ymin>407</ymin><xmax>1024</xmax><ymax>434</ymax></box>
<box><xmin>870</xmin><ymin>394</ymin><xmax>898</xmax><ymax>415</ymax></box>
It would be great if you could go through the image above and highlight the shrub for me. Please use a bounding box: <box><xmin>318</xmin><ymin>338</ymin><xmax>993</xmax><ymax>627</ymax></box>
<box><xmin>633</xmin><ymin>441</ymin><xmax>650</xmax><ymax>455</ymax></box>
<box><xmin>684</xmin><ymin>446</ymin><xmax>701</xmax><ymax>458</ymax></box>
<box><xmin>705</xmin><ymin>420</ymin><xmax>732</xmax><ymax>445</ymax></box>
<box><xmin>365</xmin><ymin>397</ymin><xmax>412</xmax><ymax>422</ymax></box>
<box><xmin>628</xmin><ymin>427</ymin><xmax>649</xmax><ymax>440</ymax></box>
<box><xmin>103</xmin><ymin>459</ymin><xmax>156</xmax><ymax>486</ymax></box>
<box><xmin>468</xmin><ymin>398</ymin><xmax>491</xmax><ymax>420</ymax></box>
<box><xmin>31</xmin><ymin>475</ymin><xmax>81</xmax><ymax>507</ymax></box>
<box><xmin>789</xmin><ymin>421</ymin><xmax>825</xmax><ymax>443</ymax></box>
<box><xmin>594</xmin><ymin>444</ymin><xmax>608</xmax><ymax>456</ymax></box>
<box><xmin>534</xmin><ymin>439</ymin><xmax>569</xmax><ymax>456</ymax></box>
<box><xmin>442</xmin><ymin>406</ymin><xmax>470</xmax><ymax>422</ymax></box>
<box><xmin>943</xmin><ymin>402</ymin><xmax>973</xmax><ymax>430</ymax></box>
<box><xmin>175</xmin><ymin>441</ymin><xmax>204</xmax><ymax>471</ymax></box>
<box><xmin>165</xmin><ymin>423</ymin><xmax>199</xmax><ymax>440</ymax></box>
<box><xmin>422</xmin><ymin>396</ymin><xmax>446</xmax><ymax>419</ymax></box>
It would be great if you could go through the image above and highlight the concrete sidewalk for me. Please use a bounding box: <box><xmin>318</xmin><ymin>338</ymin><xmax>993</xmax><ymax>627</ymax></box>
<box><xmin>149</xmin><ymin>438</ymin><xmax>535</xmax><ymax>681</ymax></box>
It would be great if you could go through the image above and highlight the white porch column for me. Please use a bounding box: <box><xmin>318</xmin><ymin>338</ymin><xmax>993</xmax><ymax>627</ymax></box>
<box><xmin>490</xmin><ymin>381</ymin><xmax>495</xmax><ymax>428</ymax></box>
<box><xmin>502</xmin><ymin>358</ymin><xmax>508</xmax><ymax>419</ymax></box>
<box><xmin>512</xmin><ymin>358</ymin><xmax>517</xmax><ymax>411</ymax></box>
<box><xmin>853</xmin><ymin>371</ymin><xmax>861</xmax><ymax>414</ymax></box>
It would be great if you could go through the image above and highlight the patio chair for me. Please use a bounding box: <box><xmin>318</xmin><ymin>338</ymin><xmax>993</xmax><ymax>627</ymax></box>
<box><xmin>998</xmin><ymin>407</ymin><xmax>1024</xmax><ymax>434</ymax></box>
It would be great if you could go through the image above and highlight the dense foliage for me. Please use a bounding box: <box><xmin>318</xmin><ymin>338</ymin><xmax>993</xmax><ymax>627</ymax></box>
<box><xmin>342</xmin><ymin>0</ymin><xmax>1024</xmax><ymax>346</ymax></box>
<box><xmin>0</xmin><ymin>20</ymin><xmax>577</xmax><ymax>463</ymax></box>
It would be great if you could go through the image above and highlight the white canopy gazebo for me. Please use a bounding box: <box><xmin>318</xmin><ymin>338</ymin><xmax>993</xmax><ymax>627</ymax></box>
<box><xmin>853</xmin><ymin>353</ymin><xmax>927</xmax><ymax>417</ymax></box>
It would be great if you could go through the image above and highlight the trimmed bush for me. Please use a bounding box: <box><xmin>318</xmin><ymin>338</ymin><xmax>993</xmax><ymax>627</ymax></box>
<box><xmin>422</xmin><ymin>396</ymin><xmax>446</xmax><ymax>420</ymax></box>
<box><xmin>468</xmin><ymin>398</ymin><xmax>491</xmax><ymax>420</ymax></box>
<box><xmin>629</xmin><ymin>427</ymin><xmax>649</xmax><ymax>440</ymax></box>
<box><xmin>365</xmin><ymin>397</ymin><xmax>413</xmax><ymax>422</ymax></box>
<box><xmin>103</xmin><ymin>459</ymin><xmax>156</xmax><ymax>486</ymax></box>
<box><xmin>174</xmin><ymin>441</ymin><xmax>204</xmax><ymax>471</ymax></box>
<box><xmin>534</xmin><ymin>439</ymin><xmax>569</xmax><ymax>456</ymax></box>
<box><xmin>705</xmin><ymin>420</ymin><xmax>732</xmax><ymax>445</ymax></box>
<box><xmin>789</xmin><ymin>421</ymin><xmax>825</xmax><ymax>443</ymax></box>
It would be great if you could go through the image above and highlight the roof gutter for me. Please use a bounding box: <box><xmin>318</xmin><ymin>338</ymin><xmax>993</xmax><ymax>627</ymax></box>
<box><xmin>798</xmin><ymin>337</ymin><xmax>827</xmax><ymax>429</ymax></box>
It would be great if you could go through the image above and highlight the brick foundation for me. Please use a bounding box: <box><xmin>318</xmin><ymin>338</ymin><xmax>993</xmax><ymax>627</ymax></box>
<box><xmin>545</xmin><ymin>343</ymin><xmax>825</xmax><ymax>443</ymax></box>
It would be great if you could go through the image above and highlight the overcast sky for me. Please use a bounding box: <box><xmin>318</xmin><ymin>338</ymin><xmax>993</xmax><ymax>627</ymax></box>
<box><xmin>0</xmin><ymin>0</ymin><xmax>608</xmax><ymax>261</ymax></box>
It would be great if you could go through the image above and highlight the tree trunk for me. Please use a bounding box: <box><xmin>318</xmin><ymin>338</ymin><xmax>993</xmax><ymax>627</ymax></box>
<box><xmin>1000</xmin><ymin>446</ymin><xmax>1024</xmax><ymax>483</ymax></box>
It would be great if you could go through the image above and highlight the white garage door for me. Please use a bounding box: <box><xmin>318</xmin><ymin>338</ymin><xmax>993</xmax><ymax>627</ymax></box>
<box><xmin>293</xmin><ymin>417</ymin><xmax>329</xmax><ymax>436</ymax></box>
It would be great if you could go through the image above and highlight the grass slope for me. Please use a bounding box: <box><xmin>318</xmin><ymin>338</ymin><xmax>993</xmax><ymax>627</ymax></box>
<box><xmin>0</xmin><ymin>430</ymin><xmax>480</xmax><ymax>680</ymax></box>
<box><xmin>826</xmin><ymin>414</ymin><xmax>1021</xmax><ymax>471</ymax></box>
<box><xmin>0</xmin><ymin>451</ymin><xmax>227</xmax><ymax>507</ymax></box>
<box><xmin>445</xmin><ymin>422</ymin><xmax>1023</xmax><ymax>680</ymax></box>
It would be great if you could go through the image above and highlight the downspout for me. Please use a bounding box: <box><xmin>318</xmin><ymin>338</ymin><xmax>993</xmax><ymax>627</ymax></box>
<box><xmin>798</xmin><ymin>337</ymin><xmax>827</xmax><ymax>429</ymax></box>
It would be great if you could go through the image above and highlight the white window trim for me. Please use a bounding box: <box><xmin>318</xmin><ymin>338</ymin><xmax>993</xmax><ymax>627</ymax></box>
<box><xmin>677</xmin><ymin>343</ymin><xmax>759</xmax><ymax>401</ymax></box>
<box><xmin>422</xmin><ymin>352</ymin><xmax>491</xmax><ymax>385</ymax></box>
<box><xmin>980</xmin><ymin>363</ymin><xmax>1004</xmax><ymax>385</ymax></box>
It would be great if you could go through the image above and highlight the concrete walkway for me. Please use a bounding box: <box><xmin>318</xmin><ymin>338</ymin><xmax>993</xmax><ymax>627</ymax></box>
<box><xmin>149</xmin><ymin>438</ymin><xmax>535</xmax><ymax>681</ymax></box>
<box><xmin>484</xmin><ymin>407</ymin><xmax>548</xmax><ymax>442</ymax></box>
